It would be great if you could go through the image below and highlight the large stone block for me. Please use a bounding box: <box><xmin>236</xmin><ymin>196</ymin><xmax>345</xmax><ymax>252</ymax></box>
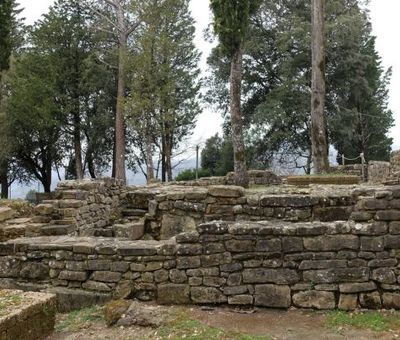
<box><xmin>292</xmin><ymin>291</ymin><xmax>335</xmax><ymax>310</ymax></box>
<box><xmin>339</xmin><ymin>282</ymin><xmax>376</xmax><ymax>293</ymax></box>
<box><xmin>303</xmin><ymin>235</ymin><xmax>359</xmax><ymax>251</ymax></box>
<box><xmin>208</xmin><ymin>186</ymin><xmax>245</xmax><ymax>198</ymax></box>
<box><xmin>160</xmin><ymin>214</ymin><xmax>196</xmax><ymax>240</ymax></box>
<box><xmin>157</xmin><ymin>284</ymin><xmax>190</xmax><ymax>304</ymax></box>
<box><xmin>382</xmin><ymin>293</ymin><xmax>400</xmax><ymax>309</ymax></box>
<box><xmin>303</xmin><ymin>268</ymin><xmax>369</xmax><ymax>284</ymax></box>
<box><xmin>190</xmin><ymin>287</ymin><xmax>227</xmax><ymax>304</ymax></box>
<box><xmin>254</xmin><ymin>284</ymin><xmax>291</xmax><ymax>308</ymax></box>
<box><xmin>0</xmin><ymin>207</ymin><xmax>15</xmax><ymax>222</ymax></box>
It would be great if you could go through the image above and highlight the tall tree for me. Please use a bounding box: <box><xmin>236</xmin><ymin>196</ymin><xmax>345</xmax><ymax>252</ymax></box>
<box><xmin>210</xmin><ymin>0</ymin><xmax>261</xmax><ymax>187</ymax></box>
<box><xmin>126</xmin><ymin>0</ymin><xmax>201</xmax><ymax>183</ymax></box>
<box><xmin>89</xmin><ymin>0</ymin><xmax>141</xmax><ymax>183</ymax></box>
<box><xmin>311</xmin><ymin>0</ymin><xmax>329</xmax><ymax>173</ymax></box>
<box><xmin>0</xmin><ymin>0</ymin><xmax>23</xmax><ymax>198</ymax></box>
<box><xmin>207</xmin><ymin>0</ymin><xmax>393</xmax><ymax>173</ymax></box>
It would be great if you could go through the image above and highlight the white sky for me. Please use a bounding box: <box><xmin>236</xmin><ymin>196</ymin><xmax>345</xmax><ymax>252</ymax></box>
<box><xmin>19</xmin><ymin>0</ymin><xmax>400</xmax><ymax>149</ymax></box>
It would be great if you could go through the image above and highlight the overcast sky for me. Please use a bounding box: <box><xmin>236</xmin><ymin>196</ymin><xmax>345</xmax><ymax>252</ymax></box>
<box><xmin>19</xmin><ymin>0</ymin><xmax>400</xmax><ymax>149</ymax></box>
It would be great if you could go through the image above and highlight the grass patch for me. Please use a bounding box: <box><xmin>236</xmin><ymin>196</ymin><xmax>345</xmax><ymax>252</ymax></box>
<box><xmin>0</xmin><ymin>291</ymin><xmax>24</xmax><ymax>317</ymax></box>
<box><xmin>326</xmin><ymin>310</ymin><xmax>400</xmax><ymax>332</ymax></box>
<box><xmin>156</xmin><ymin>311</ymin><xmax>271</xmax><ymax>340</ymax></box>
<box><xmin>55</xmin><ymin>305</ymin><xmax>104</xmax><ymax>332</ymax></box>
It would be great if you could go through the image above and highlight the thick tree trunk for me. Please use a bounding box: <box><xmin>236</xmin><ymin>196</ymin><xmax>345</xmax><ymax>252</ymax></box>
<box><xmin>0</xmin><ymin>165</ymin><xmax>8</xmax><ymax>199</ymax></box>
<box><xmin>114</xmin><ymin>4</ymin><xmax>127</xmax><ymax>183</ymax></box>
<box><xmin>145</xmin><ymin>131</ymin><xmax>154</xmax><ymax>183</ymax></box>
<box><xmin>73</xmin><ymin>113</ymin><xmax>83</xmax><ymax>180</ymax></box>
<box><xmin>311</xmin><ymin>0</ymin><xmax>330</xmax><ymax>174</ymax></box>
<box><xmin>230</xmin><ymin>44</ymin><xmax>249</xmax><ymax>188</ymax></box>
<box><xmin>42</xmin><ymin>159</ymin><xmax>52</xmax><ymax>193</ymax></box>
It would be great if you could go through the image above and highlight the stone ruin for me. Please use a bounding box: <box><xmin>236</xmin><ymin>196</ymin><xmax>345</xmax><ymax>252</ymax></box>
<box><xmin>2</xmin><ymin>166</ymin><xmax>400</xmax><ymax>311</ymax></box>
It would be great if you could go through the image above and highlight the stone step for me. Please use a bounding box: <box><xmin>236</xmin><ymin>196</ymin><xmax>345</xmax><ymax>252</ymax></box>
<box><xmin>122</xmin><ymin>208</ymin><xmax>148</xmax><ymax>217</ymax></box>
<box><xmin>0</xmin><ymin>207</ymin><xmax>15</xmax><ymax>222</ymax></box>
<box><xmin>41</xmin><ymin>224</ymin><xmax>76</xmax><ymax>236</ymax></box>
<box><xmin>52</xmin><ymin>219</ymin><xmax>76</xmax><ymax>226</ymax></box>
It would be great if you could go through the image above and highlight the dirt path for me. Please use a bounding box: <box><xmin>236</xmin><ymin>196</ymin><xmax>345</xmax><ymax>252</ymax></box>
<box><xmin>48</xmin><ymin>306</ymin><xmax>400</xmax><ymax>340</ymax></box>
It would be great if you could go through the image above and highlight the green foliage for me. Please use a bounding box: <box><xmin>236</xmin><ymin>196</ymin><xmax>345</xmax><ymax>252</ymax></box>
<box><xmin>126</xmin><ymin>0</ymin><xmax>201</xmax><ymax>180</ymax></box>
<box><xmin>326</xmin><ymin>311</ymin><xmax>400</xmax><ymax>332</ymax></box>
<box><xmin>201</xmin><ymin>134</ymin><xmax>234</xmax><ymax>176</ymax></box>
<box><xmin>207</xmin><ymin>0</ymin><xmax>394</xmax><ymax>169</ymax></box>
<box><xmin>25</xmin><ymin>190</ymin><xmax>37</xmax><ymax>204</ymax></box>
<box><xmin>210</xmin><ymin>0</ymin><xmax>262</xmax><ymax>57</ymax></box>
<box><xmin>175</xmin><ymin>168</ymin><xmax>211</xmax><ymax>182</ymax></box>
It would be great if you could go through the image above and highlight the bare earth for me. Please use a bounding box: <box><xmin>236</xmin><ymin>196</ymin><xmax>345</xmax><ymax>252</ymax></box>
<box><xmin>47</xmin><ymin>306</ymin><xmax>400</xmax><ymax>340</ymax></box>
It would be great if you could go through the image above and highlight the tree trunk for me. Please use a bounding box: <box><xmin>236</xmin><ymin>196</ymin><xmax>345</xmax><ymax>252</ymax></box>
<box><xmin>73</xmin><ymin>112</ymin><xmax>84</xmax><ymax>180</ymax></box>
<box><xmin>311</xmin><ymin>0</ymin><xmax>330</xmax><ymax>174</ymax></box>
<box><xmin>42</xmin><ymin>159</ymin><xmax>52</xmax><ymax>193</ymax></box>
<box><xmin>145</xmin><ymin>130</ymin><xmax>154</xmax><ymax>183</ymax></box>
<box><xmin>114</xmin><ymin>4</ymin><xmax>127</xmax><ymax>183</ymax></box>
<box><xmin>230</xmin><ymin>44</ymin><xmax>249</xmax><ymax>188</ymax></box>
<box><xmin>0</xmin><ymin>164</ymin><xmax>8</xmax><ymax>199</ymax></box>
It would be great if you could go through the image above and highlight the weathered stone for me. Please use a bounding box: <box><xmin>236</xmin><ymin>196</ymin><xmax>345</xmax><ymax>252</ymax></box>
<box><xmin>176</xmin><ymin>256</ymin><xmax>201</xmax><ymax>269</ymax></box>
<box><xmin>282</xmin><ymin>237</ymin><xmax>303</xmax><ymax>253</ymax></box>
<box><xmin>175</xmin><ymin>232</ymin><xmax>200</xmax><ymax>244</ymax></box>
<box><xmin>350</xmin><ymin>212</ymin><xmax>373</xmax><ymax>222</ymax></box>
<box><xmin>352</xmin><ymin>222</ymin><xmax>388</xmax><ymax>235</ymax></box>
<box><xmin>360</xmin><ymin>237</ymin><xmax>384</xmax><ymax>251</ymax></box>
<box><xmin>339</xmin><ymin>282</ymin><xmax>377</xmax><ymax>293</ymax></box>
<box><xmin>376</xmin><ymin>210</ymin><xmax>400</xmax><ymax>221</ymax></box>
<box><xmin>88</xmin><ymin>260</ymin><xmax>110</xmax><ymax>271</ymax></box>
<box><xmin>256</xmin><ymin>239</ymin><xmax>281</xmax><ymax>252</ymax></box>
<box><xmin>299</xmin><ymin>260</ymin><xmax>346</xmax><ymax>270</ymax></box>
<box><xmin>368</xmin><ymin>258</ymin><xmax>397</xmax><ymax>267</ymax></box>
<box><xmin>169</xmin><ymin>269</ymin><xmax>187</xmax><ymax>283</ymax></box>
<box><xmin>382</xmin><ymin>293</ymin><xmax>400</xmax><ymax>309</ymax></box>
<box><xmin>223</xmin><ymin>285</ymin><xmax>248</xmax><ymax>295</ymax></box>
<box><xmin>190</xmin><ymin>287</ymin><xmax>227</xmax><ymax>304</ymax></box>
<box><xmin>20</xmin><ymin>263</ymin><xmax>49</xmax><ymax>280</ymax></box>
<box><xmin>197</xmin><ymin>221</ymin><xmax>229</xmax><ymax>234</ymax></box>
<box><xmin>225</xmin><ymin>240</ymin><xmax>254</xmax><ymax>252</ymax></box>
<box><xmin>82</xmin><ymin>280</ymin><xmax>111</xmax><ymax>292</ymax></box>
<box><xmin>389</xmin><ymin>222</ymin><xmax>400</xmax><ymax>234</ymax></box>
<box><xmin>176</xmin><ymin>244</ymin><xmax>202</xmax><ymax>256</ymax></box>
<box><xmin>58</xmin><ymin>270</ymin><xmax>87</xmax><ymax>282</ymax></box>
<box><xmin>303</xmin><ymin>268</ymin><xmax>369</xmax><ymax>283</ymax></box>
<box><xmin>243</xmin><ymin>268</ymin><xmax>299</xmax><ymax>284</ymax></box>
<box><xmin>208</xmin><ymin>186</ymin><xmax>245</xmax><ymax>198</ymax></box>
<box><xmin>157</xmin><ymin>284</ymin><xmax>190</xmax><ymax>304</ymax></box>
<box><xmin>303</xmin><ymin>235</ymin><xmax>359</xmax><ymax>251</ymax></box>
<box><xmin>228</xmin><ymin>295</ymin><xmax>253</xmax><ymax>305</ymax></box>
<box><xmin>372</xmin><ymin>268</ymin><xmax>396</xmax><ymax>284</ymax></box>
<box><xmin>160</xmin><ymin>214</ymin><xmax>196</xmax><ymax>240</ymax></box>
<box><xmin>0</xmin><ymin>207</ymin><xmax>15</xmax><ymax>222</ymax></box>
<box><xmin>292</xmin><ymin>291</ymin><xmax>335</xmax><ymax>310</ymax></box>
<box><xmin>254</xmin><ymin>285</ymin><xmax>291</xmax><ymax>308</ymax></box>
<box><xmin>104</xmin><ymin>299</ymin><xmax>132</xmax><ymax>326</ymax></box>
<box><xmin>384</xmin><ymin>235</ymin><xmax>400</xmax><ymax>249</ymax></box>
<box><xmin>92</xmin><ymin>271</ymin><xmax>122</xmax><ymax>283</ymax></box>
<box><xmin>338</xmin><ymin>294</ymin><xmax>358</xmax><ymax>311</ymax></box>
<box><xmin>359</xmin><ymin>292</ymin><xmax>382</xmax><ymax>309</ymax></box>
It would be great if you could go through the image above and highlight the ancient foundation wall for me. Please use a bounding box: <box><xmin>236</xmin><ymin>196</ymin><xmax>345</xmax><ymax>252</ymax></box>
<box><xmin>2</xmin><ymin>185</ymin><xmax>400</xmax><ymax>310</ymax></box>
<box><xmin>33</xmin><ymin>178</ymin><xmax>126</xmax><ymax>237</ymax></box>
<box><xmin>128</xmin><ymin>185</ymin><xmax>355</xmax><ymax>240</ymax></box>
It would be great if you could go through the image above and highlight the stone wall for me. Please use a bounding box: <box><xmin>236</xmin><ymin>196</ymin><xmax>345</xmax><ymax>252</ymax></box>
<box><xmin>391</xmin><ymin>151</ymin><xmax>400</xmax><ymax>178</ymax></box>
<box><xmin>0</xmin><ymin>290</ymin><xmax>56</xmax><ymax>340</ymax></box>
<box><xmin>331</xmin><ymin>162</ymin><xmax>391</xmax><ymax>183</ymax></box>
<box><xmin>33</xmin><ymin>178</ymin><xmax>126</xmax><ymax>237</ymax></box>
<box><xmin>128</xmin><ymin>185</ymin><xmax>355</xmax><ymax>240</ymax></box>
<box><xmin>171</xmin><ymin>170</ymin><xmax>282</xmax><ymax>187</ymax></box>
<box><xmin>1</xmin><ymin>217</ymin><xmax>400</xmax><ymax>310</ymax></box>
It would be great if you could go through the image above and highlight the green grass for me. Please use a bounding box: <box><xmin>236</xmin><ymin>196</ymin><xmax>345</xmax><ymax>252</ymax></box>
<box><xmin>157</xmin><ymin>311</ymin><xmax>271</xmax><ymax>340</ymax></box>
<box><xmin>55</xmin><ymin>305</ymin><xmax>104</xmax><ymax>332</ymax></box>
<box><xmin>326</xmin><ymin>310</ymin><xmax>400</xmax><ymax>332</ymax></box>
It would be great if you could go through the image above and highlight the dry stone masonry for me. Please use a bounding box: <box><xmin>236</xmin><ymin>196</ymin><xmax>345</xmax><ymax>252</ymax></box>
<box><xmin>3</xmin><ymin>177</ymin><xmax>400</xmax><ymax>310</ymax></box>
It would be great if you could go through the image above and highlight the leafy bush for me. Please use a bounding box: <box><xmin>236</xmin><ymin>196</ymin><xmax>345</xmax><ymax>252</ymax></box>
<box><xmin>25</xmin><ymin>189</ymin><xmax>37</xmax><ymax>204</ymax></box>
<box><xmin>175</xmin><ymin>168</ymin><xmax>211</xmax><ymax>182</ymax></box>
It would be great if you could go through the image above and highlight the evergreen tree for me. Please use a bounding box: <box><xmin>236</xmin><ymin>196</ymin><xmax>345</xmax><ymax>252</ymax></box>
<box><xmin>210</xmin><ymin>0</ymin><xmax>262</xmax><ymax>187</ymax></box>
<box><xmin>0</xmin><ymin>0</ymin><xmax>23</xmax><ymax>198</ymax></box>
<box><xmin>126</xmin><ymin>0</ymin><xmax>201</xmax><ymax>182</ymax></box>
<box><xmin>207</xmin><ymin>0</ymin><xmax>393</xmax><ymax>172</ymax></box>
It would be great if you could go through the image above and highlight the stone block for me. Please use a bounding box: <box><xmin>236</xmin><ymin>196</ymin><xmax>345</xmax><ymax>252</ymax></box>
<box><xmin>292</xmin><ymin>291</ymin><xmax>335</xmax><ymax>310</ymax></box>
<box><xmin>338</xmin><ymin>294</ymin><xmax>358</xmax><ymax>311</ymax></box>
<box><xmin>339</xmin><ymin>282</ymin><xmax>377</xmax><ymax>293</ymax></box>
<box><xmin>208</xmin><ymin>186</ymin><xmax>245</xmax><ymax>198</ymax></box>
<box><xmin>91</xmin><ymin>271</ymin><xmax>122</xmax><ymax>283</ymax></box>
<box><xmin>303</xmin><ymin>235</ymin><xmax>359</xmax><ymax>251</ymax></box>
<box><xmin>243</xmin><ymin>268</ymin><xmax>299</xmax><ymax>284</ymax></box>
<box><xmin>372</xmin><ymin>268</ymin><xmax>396</xmax><ymax>284</ymax></box>
<box><xmin>359</xmin><ymin>292</ymin><xmax>382</xmax><ymax>309</ymax></box>
<box><xmin>228</xmin><ymin>295</ymin><xmax>253</xmax><ymax>305</ymax></box>
<box><xmin>303</xmin><ymin>268</ymin><xmax>369</xmax><ymax>284</ymax></box>
<box><xmin>382</xmin><ymin>293</ymin><xmax>400</xmax><ymax>309</ymax></box>
<box><xmin>254</xmin><ymin>285</ymin><xmax>291</xmax><ymax>308</ymax></box>
<box><xmin>157</xmin><ymin>284</ymin><xmax>190</xmax><ymax>304</ymax></box>
<box><xmin>190</xmin><ymin>287</ymin><xmax>227</xmax><ymax>304</ymax></box>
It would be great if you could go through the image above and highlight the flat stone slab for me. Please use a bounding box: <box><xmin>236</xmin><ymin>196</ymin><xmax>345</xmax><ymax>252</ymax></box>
<box><xmin>0</xmin><ymin>208</ymin><xmax>15</xmax><ymax>223</ymax></box>
<box><xmin>0</xmin><ymin>289</ymin><xmax>56</xmax><ymax>340</ymax></box>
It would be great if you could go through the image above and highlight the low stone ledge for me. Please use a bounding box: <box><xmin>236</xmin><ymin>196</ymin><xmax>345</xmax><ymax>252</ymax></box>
<box><xmin>0</xmin><ymin>289</ymin><xmax>56</xmax><ymax>340</ymax></box>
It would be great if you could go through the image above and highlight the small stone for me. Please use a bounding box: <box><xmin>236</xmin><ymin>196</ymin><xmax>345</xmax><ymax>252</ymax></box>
<box><xmin>338</xmin><ymin>294</ymin><xmax>358</xmax><ymax>311</ymax></box>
